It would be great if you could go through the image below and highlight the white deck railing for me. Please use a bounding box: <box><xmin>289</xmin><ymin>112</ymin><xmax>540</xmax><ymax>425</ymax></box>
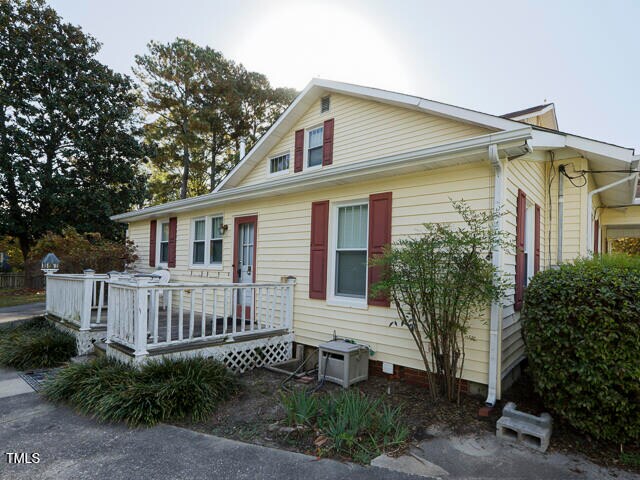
<box><xmin>106</xmin><ymin>278</ymin><xmax>295</xmax><ymax>358</ymax></box>
<box><xmin>45</xmin><ymin>271</ymin><xmax>111</xmax><ymax>330</ymax></box>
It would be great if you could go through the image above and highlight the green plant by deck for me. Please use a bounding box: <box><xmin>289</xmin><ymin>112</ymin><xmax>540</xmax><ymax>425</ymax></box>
<box><xmin>0</xmin><ymin>318</ymin><xmax>76</xmax><ymax>369</ymax></box>
<box><xmin>43</xmin><ymin>356</ymin><xmax>239</xmax><ymax>427</ymax></box>
<box><xmin>522</xmin><ymin>254</ymin><xmax>640</xmax><ymax>445</ymax></box>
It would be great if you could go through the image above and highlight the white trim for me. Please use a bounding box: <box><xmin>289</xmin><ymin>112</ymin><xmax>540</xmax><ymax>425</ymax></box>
<box><xmin>305</xmin><ymin>124</ymin><xmax>324</xmax><ymax>169</ymax></box>
<box><xmin>188</xmin><ymin>214</ymin><xmax>224</xmax><ymax>269</ymax></box>
<box><xmin>266</xmin><ymin>151</ymin><xmax>291</xmax><ymax>177</ymax></box>
<box><xmin>327</xmin><ymin>199</ymin><xmax>369</xmax><ymax>309</ymax></box>
<box><xmin>157</xmin><ymin>219</ymin><xmax>170</xmax><ymax>267</ymax></box>
<box><xmin>112</xmin><ymin>128</ymin><xmax>533</xmax><ymax>223</ymax></box>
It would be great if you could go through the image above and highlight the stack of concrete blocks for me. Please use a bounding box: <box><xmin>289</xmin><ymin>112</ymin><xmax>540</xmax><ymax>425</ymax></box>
<box><xmin>496</xmin><ymin>402</ymin><xmax>553</xmax><ymax>452</ymax></box>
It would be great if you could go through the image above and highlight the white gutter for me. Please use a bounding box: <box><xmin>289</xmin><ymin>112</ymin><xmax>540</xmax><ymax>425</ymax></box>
<box><xmin>485</xmin><ymin>144</ymin><xmax>504</xmax><ymax>407</ymax></box>
<box><xmin>112</xmin><ymin>127</ymin><xmax>532</xmax><ymax>223</ymax></box>
<box><xmin>587</xmin><ymin>173</ymin><xmax>637</xmax><ymax>254</ymax></box>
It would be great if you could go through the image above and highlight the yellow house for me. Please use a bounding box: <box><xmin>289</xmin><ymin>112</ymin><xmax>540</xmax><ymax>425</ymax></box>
<box><xmin>108</xmin><ymin>79</ymin><xmax>639</xmax><ymax>405</ymax></box>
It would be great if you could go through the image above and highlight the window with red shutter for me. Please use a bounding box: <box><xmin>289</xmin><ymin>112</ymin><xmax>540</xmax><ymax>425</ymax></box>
<box><xmin>309</xmin><ymin>201</ymin><xmax>329</xmax><ymax>299</ymax></box>
<box><xmin>294</xmin><ymin>129</ymin><xmax>304</xmax><ymax>173</ymax></box>
<box><xmin>149</xmin><ymin>220</ymin><xmax>157</xmax><ymax>267</ymax></box>
<box><xmin>168</xmin><ymin>217</ymin><xmax>177</xmax><ymax>268</ymax></box>
<box><xmin>368</xmin><ymin>192</ymin><xmax>392</xmax><ymax>307</ymax></box>
<box><xmin>322</xmin><ymin>119</ymin><xmax>334</xmax><ymax>166</ymax></box>
<box><xmin>515</xmin><ymin>190</ymin><xmax>526</xmax><ymax>311</ymax></box>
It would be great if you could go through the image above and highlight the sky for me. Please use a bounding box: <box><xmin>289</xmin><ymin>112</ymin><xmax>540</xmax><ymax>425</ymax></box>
<box><xmin>48</xmin><ymin>0</ymin><xmax>640</xmax><ymax>149</ymax></box>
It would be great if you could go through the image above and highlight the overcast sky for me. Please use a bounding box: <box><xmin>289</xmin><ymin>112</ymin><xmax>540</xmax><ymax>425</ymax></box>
<box><xmin>49</xmin><ymin>0</ymin><xmax>639</xmax><ymax>149</ymax></box>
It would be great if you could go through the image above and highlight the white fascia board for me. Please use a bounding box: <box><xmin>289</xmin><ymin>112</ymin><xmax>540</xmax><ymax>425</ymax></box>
<box><xmin>313</xmin><ymin>78</ymin><xmax>522</xmax><ymax>131</ymax></box>
<box><xmin>111</xmin><ymin>127</ymin><xmax>532</xmax><ymax>223</ymax></box>
<box><xmin>565</xmin><ymin>135</ymin><xmax>636</xmax><ymax>163</ymax></box>
<box><xmin>507</xmin><ymin>104</ymin><xmax>555</xmax><ymax>122</ymax></box>
<box><xmin>217</xmin><ymin>78</ymin><xmax>526</xmax><ymax>191</ymax></box>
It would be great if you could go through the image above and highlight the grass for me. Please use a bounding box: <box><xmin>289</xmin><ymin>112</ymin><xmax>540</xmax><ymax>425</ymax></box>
<box><xmin>280</xmin><ymin>388</ymin><xmax>409</xmax><ymax>463</ymax></box>
<box><xmin>42</xmin><ymin>356</ymin><xmax>240</xmax><ymax>426</ymax></box>
<box><xmin>0</xmin><ymin>317</ymin><xmax>76</xmax><ymax>369</ymax></box>
<box><xmin>0</xmin><ymin>288</ymin><xmax>44</xmax><ymax>307</ymax></box>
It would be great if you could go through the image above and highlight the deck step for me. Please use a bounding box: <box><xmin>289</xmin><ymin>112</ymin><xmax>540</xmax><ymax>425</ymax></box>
<box><xmin>93</xmin><ymin>340</ymin><xmax>107</xmax><ymax>357</ymax></box>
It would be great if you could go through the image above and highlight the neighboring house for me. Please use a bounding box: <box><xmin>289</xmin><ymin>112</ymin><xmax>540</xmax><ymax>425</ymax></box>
<box><xmin>110</xmin><ymin>79</ymin><xmax>640</xmax><ymax>404</ymax></box>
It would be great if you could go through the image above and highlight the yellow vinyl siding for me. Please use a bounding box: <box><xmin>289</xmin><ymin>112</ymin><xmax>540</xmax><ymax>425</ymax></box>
<box><xmin>501</xmin><ymin>155</ymin><xmax>547</xmax><ymax>381</ymax></box>
<box><xmin>238</xmin><ymin>93</ymin><xmax>493</xmax><ymax>187</ymax></box>
<box><xmin>128</xmin><ymin>162</ymin><xmax>495</xmax><ymax>384</ymax></box>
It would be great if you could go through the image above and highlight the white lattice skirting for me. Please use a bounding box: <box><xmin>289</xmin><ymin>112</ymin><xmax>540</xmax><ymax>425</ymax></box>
<box><xmin>107</xmin><ymin>333</ymin><xmax>294</xmax><ymax>373</ymax></box>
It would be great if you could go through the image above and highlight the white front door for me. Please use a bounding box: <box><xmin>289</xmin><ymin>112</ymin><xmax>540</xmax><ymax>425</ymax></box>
<box><xmin>235</xmin><ymin>219</ymin><xmax>256</xmax><ymax>319</ymax></box>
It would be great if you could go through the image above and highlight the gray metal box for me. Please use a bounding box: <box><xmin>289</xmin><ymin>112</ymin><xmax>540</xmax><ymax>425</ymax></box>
<box><xmin>318</xmin><ymin>340</ymin><xmax>369</xmax><ymax>387</ymax></box>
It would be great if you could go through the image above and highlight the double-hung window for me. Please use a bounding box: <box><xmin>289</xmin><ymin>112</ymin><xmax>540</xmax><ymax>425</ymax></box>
<box><xmin>191</xmin><ymin>216</ymin><xmax>224</xmax><ymax>267</ymax></box>
<box><xmin>192</xmin><ymin>219</ymin><xmax>206</xmax><ymax>265</ymax></box>
<box><xmin>335</xmin><ymin>203</ymin><xmax>368</xmax><ymax>298</ymax></box>
<box><xmin>307</xmin><ymin>127</ymin><xmax>323</xmax><ymax>167</ymax></box>
<box><xmin>269</xmin><ymin>153</ymin><xmax>289</xmax><ymax>175</ymax></box>
<box><xmin>159</xmin><ymin>221</ymin><xmax>170</xmax><ymax>264</ymax></box>
<box><xmin>210</xmin><ymin>216</ymin><xmax>223</xmax><ymax>264</ymax></box>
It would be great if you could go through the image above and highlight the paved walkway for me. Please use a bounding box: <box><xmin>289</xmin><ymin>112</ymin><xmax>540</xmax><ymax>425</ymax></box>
<box><xmin>0</xmin><ymin>302</ymin><xmax>45</xmax><ymax>324</ymax></box>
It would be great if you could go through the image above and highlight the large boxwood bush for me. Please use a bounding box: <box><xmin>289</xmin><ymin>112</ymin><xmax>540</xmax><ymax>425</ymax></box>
<box><xmin>521</xmin><ymin>255</ymin><xmax>640</xmax><ymax>444</ymax></box>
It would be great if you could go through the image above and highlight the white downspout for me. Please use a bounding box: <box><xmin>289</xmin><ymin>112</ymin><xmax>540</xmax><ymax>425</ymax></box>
<box><xmin>587</xmin><ymin>173</ymin><xmax>636</xmax><ymax>254</ymax></box>
<box><xmin>486</xmin><ymin>143</ymin><xmax>503</xmax><ymax>407</ymax></box>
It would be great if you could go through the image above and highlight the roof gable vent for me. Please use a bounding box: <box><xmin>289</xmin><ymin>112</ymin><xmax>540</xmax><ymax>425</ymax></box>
<box><xmin>321</xmin><ymin>95</ymin><xmax>330</xmax><ymax>113</ymax></box>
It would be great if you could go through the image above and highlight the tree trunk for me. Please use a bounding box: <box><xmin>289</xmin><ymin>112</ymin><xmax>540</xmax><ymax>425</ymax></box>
<box><xmin>210</xmin><ymin>137</ymin><xmax>217</xmax><ymax>192</ymax></box>
<box><xmin>180</xmin><ymin>143</ymin><xmax>190</xmax><ymax>199</ymax></box>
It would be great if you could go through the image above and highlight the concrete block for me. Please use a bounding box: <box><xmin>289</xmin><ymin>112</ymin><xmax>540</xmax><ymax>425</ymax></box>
<box><xmin>496</xmin><ymin>402</ymin><xmax>552</xmax><ymax>452</ymax></box>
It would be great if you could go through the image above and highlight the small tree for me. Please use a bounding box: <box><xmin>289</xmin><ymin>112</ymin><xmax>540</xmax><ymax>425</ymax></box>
<box><xmin>371</xmin><ymin>201</ymin><xmax>510</xmax><ymax>403</ymax></box>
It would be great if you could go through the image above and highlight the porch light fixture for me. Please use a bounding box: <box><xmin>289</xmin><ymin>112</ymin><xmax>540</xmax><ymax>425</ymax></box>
<box><xmin>219</xmin><ymin>224</ymin><xmax>229</xmax><ymax>235</ymax></box>
<box><xmin>41</xmin><ymin>252</ymin><xmax>60</xmax><ymax>274</ymax></box>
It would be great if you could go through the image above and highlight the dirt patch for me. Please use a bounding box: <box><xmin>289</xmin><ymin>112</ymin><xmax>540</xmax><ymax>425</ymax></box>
<box><xmin>179</xmin><ymin>365</ymin><xmax>639</xmax><ymax>473</ymax></box>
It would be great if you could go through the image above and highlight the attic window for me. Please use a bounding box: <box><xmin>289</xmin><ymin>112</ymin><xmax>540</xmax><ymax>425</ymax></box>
<box><xmin>321</xmin><ymin>96</ymin><xmax>330</xmax><ymax>113</ymax></box>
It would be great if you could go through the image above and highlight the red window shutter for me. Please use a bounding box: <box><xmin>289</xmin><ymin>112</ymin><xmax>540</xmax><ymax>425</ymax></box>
<box><xmin>309</xmin><ymin>201</ymin><xmax>329</xmax><ymax>299</ymax></box>
<box><xmin>322</xmin><ymin>118</ymin><xmax>334</xmax><ymax>166</ymax></box>
<box><xmin>149</xmin><ymin>220</ymin><xmax>157</xmax><ymax>267</ymax></box>
<box><xmin>534</xmin><ymin>204</ymin><xmax>541</xmax><ymax>274</ymax></box>
<box><xmin>515</xmin><ymin>189</ymin><xmax>526</xmax><ymax>311</ymax></box>
<box><xmin>168</xmin><ymin>217</ymin><xmax>177</xmax><ymax>268</ymax></box>
<box><xmin>294</xmin><ymin>129</ymin><xmax>304</xmax><ymax>173</ymax></box>
<box><xmin>368</xmin><ymin>192</ymin><xmax>392</xmax><ymax>307</ymax></box>
<box><xmin>594</xmin><ymin>219</ymin><xmax>599</xmax><ymax>253</ymax></box>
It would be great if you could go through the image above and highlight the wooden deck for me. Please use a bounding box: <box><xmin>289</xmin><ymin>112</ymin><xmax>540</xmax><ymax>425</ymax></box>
<box><xmin>91</xmin><ymin>307</ymin><xmax>260</xmax><ymax>344</ymax></box>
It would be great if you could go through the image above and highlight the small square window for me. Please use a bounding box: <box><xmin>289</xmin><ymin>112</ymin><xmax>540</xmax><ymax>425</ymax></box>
<box><xmin>308</xmin><ymin>127</ymin><xmax>323</xmax><ymax>167</ymax></box>
<box><xmin>269</xmin><ymin>153</ymin><xmax>289</xmax><ymax>174</ymax></box>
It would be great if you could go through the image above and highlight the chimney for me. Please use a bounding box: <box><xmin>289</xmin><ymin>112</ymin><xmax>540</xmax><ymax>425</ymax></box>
<box><xmin>239</xmin><ymin>139</ymin><xmax>246</xmax><ymax>159</ymax></box>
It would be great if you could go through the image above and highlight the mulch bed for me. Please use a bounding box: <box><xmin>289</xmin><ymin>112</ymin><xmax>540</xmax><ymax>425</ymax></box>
<box><xmin>178</xmin><ymin>366</ymin><xmax>639</xmax><ymax>473</ymax></box>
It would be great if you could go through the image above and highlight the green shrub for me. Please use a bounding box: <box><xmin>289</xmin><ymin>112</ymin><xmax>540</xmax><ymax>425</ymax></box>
<box><xmin>0</xmin><ymin>318</ymin><xmax>76</xmax><ymax>369</ymax></box>
<box><xmin>521</xmin><ymin>255</ymin><xmax>640</xmax><ymax>444</ymax></box>
<box><xmin>42</xmin><ymin>356</ymin><xmax>239</xmax><ymax>426</ymax></box>
<box><xmin>280</xmin><ymin>388</ymin><xmax>409</xmax><ymax>463</ymax></box>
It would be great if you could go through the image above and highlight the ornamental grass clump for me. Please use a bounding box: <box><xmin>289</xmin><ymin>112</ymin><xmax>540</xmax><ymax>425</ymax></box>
<box><xmin>521</xmin><ymin>254</ymin><xmax>640</xmax><ymax>444</ymax></box>
<box><xmin>43</xmin><ymin>356</ymin><xmax>239</xmax><ymax>426</ymax></box>
<box><xmin>280</xmin><ymin>388</ymin><xmax>409</xmax><ymax>463</ymax></box>
<box><xmin>0</xmin><ymin>318</ymin><xmax>76</xmax><ymax>369</ymax></box>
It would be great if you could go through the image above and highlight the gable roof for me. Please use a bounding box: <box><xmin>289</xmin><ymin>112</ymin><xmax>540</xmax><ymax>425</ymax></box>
<box><xmin>502</xmin><ymin>103</ymin><xmax>554</xmax><ymax>119</ymax></box>
<box><xmin>214</xmin><ymin>78</ymin><xmax>526</xmax><ymax>191</ymax></box>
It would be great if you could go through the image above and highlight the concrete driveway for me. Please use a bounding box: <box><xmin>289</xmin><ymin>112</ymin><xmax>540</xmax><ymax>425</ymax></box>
<box><xmin>0</xmin><ymin>367</ymin><xmax>636</xmax><ymax>480</ymax></box>
<box><xmin>0</xmin><ymin>302</ymin><xmax>45</xmax><ymax>324</ymax></box>
<box><xmin>0</xmin><ymin>382</ymin><xmax>417</xmax><ymax>480</ymax></box>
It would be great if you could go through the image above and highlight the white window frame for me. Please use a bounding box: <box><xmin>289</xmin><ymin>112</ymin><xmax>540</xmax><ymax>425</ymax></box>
<box><xmin>189</xmin><ymin>215</ymin><xmax>224</xmax><ymax>270</ymax></box>
<box><xmin>327</xmin><ymin>199</ymin><xmax>369</xmax><ymax>309</ymax></box>
<box><xmin>157</xmin><ymin>219</ymin><xmax>170</xmax><ymax>267</ymax></box>
<box><xmin>305</xmin><ymin>124</ymin><xmax>324</xmax><ymax>170</ymax></box>
<box><xmin>266</xmin><ymin>151</ymin><xmax>290</xmax><ymax>177</ymax></box>
<box><xmin>524</xmin><ymin>202</ymin><xmax>535</xmax><ymax>285</ymax></box>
